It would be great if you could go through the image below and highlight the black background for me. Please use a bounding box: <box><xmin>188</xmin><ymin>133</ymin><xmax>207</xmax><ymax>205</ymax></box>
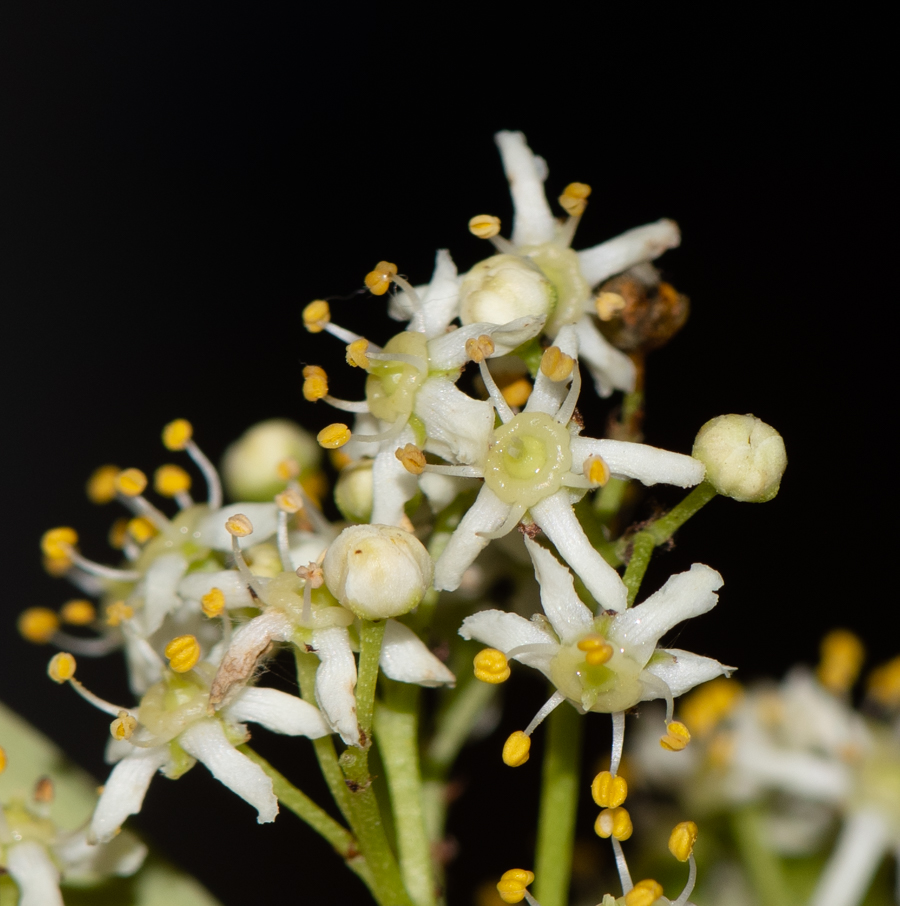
<box><xmin>2</xmin><ymin>5</ymin><xmax>894</xmax><ymax>905</ymax></box>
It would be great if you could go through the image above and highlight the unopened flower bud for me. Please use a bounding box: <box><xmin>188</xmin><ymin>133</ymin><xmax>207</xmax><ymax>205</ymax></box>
<box><xmin>458</xmin><ymin>254</ymin><xmax>555</xmax><ymax>327</ymax></box>
<box><xmin>334</xmin><ymin>460</ymin><xmax>374</xmax><ymax>523</ymax></box>
<box><xmin>322</xmin><ymin>524</ymin><xmax>433</xmax><ymax>619</ymax></box>
<box><xmin>693</xmin><ymin>414</ymin><xmax>787</xmax><ymax>502</ymax></box>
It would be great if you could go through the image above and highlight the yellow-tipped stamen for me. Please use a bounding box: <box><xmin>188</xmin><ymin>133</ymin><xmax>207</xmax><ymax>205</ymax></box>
<box><xmin>60</xmin><ymin>599</ymin><xmax>96</xmax><ymax>626</ymax></box>
<box><xmin>595</xmin><ymin>806</ymin><xmax>633</xmax><ymax>841</ymax></box>
<box><xmin>591</xmin><ymin>770</ymin><xmax>628</xmax><ymax>808</ymax></box>
<box><xmin>108</xmin><ymin>517</ymin><xmax>130</xmax><ymax>551</ymax></box>
<box><xmin>111</xmin><ymin>710</ymin><xmax>138</xmax><ymax>741</ymax></box>
<box><xmin>277</xmin><ymin>457</ymin><xmax>301</xmax><ymax>481</ymax></box>
<box><xmin>346</xmin><ymin>338</ymin><xmax>371</xmax><ymax>369</ymax></box>
<box><xmin>127</xmin><ymin>516</ymin><xmax>157</xmax><ymax>544</ymax></box>
<box><xmin>469</xmin><ymin>214</ymin><xmax>502</xmax><ymax>239</ymax></box>
<box><xmin>41</xmin><ymin>527</ymin><xmax>78</xmax><ymax>560</ymax></box>
<box><xmin>465</xmin><ymin>334</ymin><xmax>495</xmax><ymax>364</ymax></box>
<box><xmin>18</xmin><ymin>608</ymin><xmax>60</xmax><ymax>644</ymax></box>
<box><xmin>43</xmin><ymin>555</ymin><xmax>73</xmax><ymax>577</ymax></box>
<box><xmin>817</xmin><ymin>628</ymin><xmax>865</xmax><ymax>694</ymax></box>
<box><xmin>496</xmin><ymin>869</ymin><xmax>535</xmax><ymax>905</ymax></box>
<box><xmin>679</xmin><ymin>677</ymin><xmax>742</xmax><ymax>738</ymax></box>
<box><xmin>0</xmin><ymin>746</ymin><xmax>7</xmax><ymax>774</ymax></box>
<box><xmin>154</xmin><ymin>464</ymin><xmax>193</xmax><ymax>507</ymax></box>
<box><xmin>318</xmin><ymin>423</ymin><xmax>352</xmax><ymax>449</ymax></box>
<box><xmin>302</xmin><ymin>365</ymin><xmax>329</xmax><ymax>401</ymax></box>
<box><xmin>660</xmin><ymin>720</ymin><xmax>691</xmax><ymax>752</ymax></box>
<box><xmin>115</xmin><ymin>468</ymin><xmax>148</xmax><ymax>497</ymax></box>
<box><xmin>48</xmin><ymin>652</ymin><xmax>77</xmax><ymax>683</ymax></box>
<box><xmin>585</xmin><ymin>455</ymin><xmax>611</xmax><ymax>488</ymax></box>
<box><xmin>161</xmin><ymin>419</ymin><xmax>223</xmax><ymax>510</ymax></box>
<box><xmin>86</xmin><ymin>465</ymin><xmax>120</xmax><ymax>504</ymax></box>
<box><xmin>165</xmin><ymin>634</ymin><xmax>201</xmax><ymax>673</ymax></box>
<box><xmin>162</xmin><ymin>418</ymin><xmax>193</xmax><ymax>451</ymax></box>
<box><xmin>558</xmin><ymin>182</ymin><xmax>591</xmax><ymax>217</ymax></box>
<box><xmin>303</xmin><ymin>299</ymin><xmax>331</xmax><ymax>333</ymax></box>
<box><xmin>275</xmin><ymin>487</ymin><xmax>304</xmax><ymax>513</ymax></box>
<box><xmin>623</xmin><ymin>879</ymin><xmax>664</xmax><ymax>906</ymax></box>
<box><xmin>296</xmin><ymin>562</ymin><xmax>324</xmax><ymax>588</ymax></box>
<box><xmin>474</xmin><ymin>648</ymin><xmax>511</xmax><ymax>684</ymax></box>
<box><xmin>364</xmin><ymin>260</ymin><xmax>398</xmax><ymax>296</ymax></box>
<box><xmin>596</xmin><ymin>291</ymin><xmax>627</xmax><ymax>321</ymax></box>
<box><xmin>668</xmin><ymin>821</ymin><xmax>698</xmax><ymax>862</ymax></box>
<box><xmin>540</xmin><ymin>345</ymin><xmax>574</xmax><ymax>383</ymax></box>
<box><xmin>502</xmin><ymin>731</ymin><xmax>531</xmax><ymax>767</ymax></box>
<box><xmin>105</xmin><ymin>601</ymin><xmax>134</xmax><ymax>627</ymax></box>
<box><xmin>395</xmin><ymin>443</ymin><xmax>426</xmax><ymax>475</ymax></box>
<box><xmin>201</xmin><ymin>587</ymin><xmax>226</xmax><ymax>618</ymax></box>
<box><xmin>867</xmin><ymin>655</ymin><xmax>900</xmax><ymax>709</ymax></box>
<box><xmin>500</xmin><ymin>376</ymin><xmax>532</xmax><ymax>408</ymax></box>
<box><xmin>577</xmin><ymin>633</ymin><xmax>614</xmax><ymax>666</ymax></box>
<box><xmin>225</xmin><ymin>514</ymin><xmax>254</xmax><ymax>537</ymax></box>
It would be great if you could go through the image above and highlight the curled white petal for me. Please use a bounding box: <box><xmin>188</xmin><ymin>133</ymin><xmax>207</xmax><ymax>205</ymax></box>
<box><xmin>370</xmin><ymin>426</ymin><xmax>420</xmax><ymax>527</ymax></box>
<box><xmin>459</xmin><ymin>609</ymin><xmax>556</xmax><ymax>673</ymax></box>
<box><xmin>524</xmin><ymin>537</ymin><xmax>593</xmax><ymax>645</ymax></box>
<box><xmin>226</xmin><ymin>686</ymin><xmax>332</xmax><ymax>738</ymax></box>
<box><xmin>575</xmin><ymin>314</ymin><xmax>636</xmax><ymax>397</ymax></box>
<box><xmin>426</xmin><ymin>315</ymin><xmax>547</xmax><ymax>372</ymax></box>
<box><xmin>388</xmin><ymin>249</ymin><xmax>460</xmax><ymax>338</ymax></box>
<box><xmin>642</xmin><ymin>649</ymin><xmax>733</xmax><ymax>699</ymax></box>
<box><xmin>495</xmin><ymin>131</ymin><xmax>556</xmax><ymax>246</ymax></box>
<box><xmin>570</xmin><ymin>437</ymin><xmax>705</xmax><ymax>488</ymax></box>
<box><xmin>416</xmin><ymin>377</ymin><xmax>494</xmax><ymax>466</ymax></box>
<box><xmin>54</xmin><ymin>828</ymin><xmax>147</xmax><ymax>881</ymax></box>
<box><xmin>524</xmin><ymin>324</ymin><xmax>580</xmax><ymax>417</ymax></box>
<box><xmin>141</xmin><ymin>552</ymin><xmax>189</xmax><ymax>635</ymax></box>
<box><xmin>312</xmin><ymin>625</ymin><xmax>360</xmax><ymax>746</ymax></box>
<box><xmin>380</xmin><ymin>619</ymin><xmax>455</xmax><ymax>686</ymax></box>
<box><xmin>6</xmin><ymin>841</ymin><xmax>64</xmax><ymax>906</ymax></box>
<box><xmin>577</xmin><ymin>219</ymin><xmax>681</xmax><ymax>287</ymax></box>
<box><xmin>179</xmin><ymin>569</ymin><xmax>255</xmax><ymax>610</ymax></box>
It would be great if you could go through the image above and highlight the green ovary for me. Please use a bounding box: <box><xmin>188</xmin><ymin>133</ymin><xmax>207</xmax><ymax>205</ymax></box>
<box><xmin>365</xmin><ymin>331</ymin><xmax>427</xmax><ymax>423</ymax></box>
<box><xmin>520</xmin><ymin>242</ymin><xmax>590</xmax><ymax>335</ymax></box>
<box><xmin>483</xmin><ymin>412</ymin><xmax>572</xmax><ymax>508</ymax></box>
<box><xmin>549</xmin><ymin>642</ymin><xmax>644</xmax><ymax>713</ymax></box>
<box><xmin>138</xmin><ymin>667</ymin><xmax>213</xmax><ymax>745</ymax></box>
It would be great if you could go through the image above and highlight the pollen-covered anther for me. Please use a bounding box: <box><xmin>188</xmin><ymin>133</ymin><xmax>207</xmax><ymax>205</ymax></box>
<box><xmin>105</xmin><ymin>601</ymin><xmax>134</xmax><ymax>627</ymax></box>
<box><xmin>162</xmin><ymin>418</ymin><xmax>193</xmax><ymax>451</ymax></box>
<box><xmin>503</xmin><ymin>730</ymin><xmax>531</xmax><ymax>767</ymax></box>
<box><xmin>496</xmin><ymin>869</ymin><xmax>535</xmax><ymax>905</ymax></box>
<box><xmin>558</xmin><ymin>181</ymin><xmax>591</xmax><ymax>217</ymax></box>
<box><xmin>0</xmin><ymin>746</ymin><xmax>7</xmax><ymax>774</ymax></box>
<box><xmin>302</xmin><ymin>365</ymin><xmax>329</xmax><ymax>401</ymax></box>
<box><xmin>395</xmin><ymin>443</ymin><xmax>426</xmax><ymax>475</ymax></box>
<box><xmin>660</xmin><ymin>720</ymin><xmax>691</xmax><ymax>752</ymax></box>
<box><xmin>48</xmin><ymin>652</ymin><xmax>77</xmax><ymax>683</ymax></box>
<box><xmin>110</xmin><ymin>709</ymin><xmax>138</xmax><ymax>741</ymax></box>
<box><xmin>539</xmin><ymin>345</ymin><xmax>574</xmax><ymax>383</ymax></box>
<box><xmin>18</xmin><ymin>608</ymin><xmax>60</xmax><ymax>644</ymax></box>
<box><xmin>201</xmin><ymin>587</ymin><xmax>226</xmax><ymax>618</ymax></box>
<box><xmin>596</xmin><ymin>291</ymin><xmax>627</xmax><ymax>321</ymax></box>
<box><xmin>86</xmin><ymin>465</ymin><xmax>120</xmax><ymax>504</ymax></box>
<box><xmin>578</xmin><ymin>634</ymin><xmax>613</xmax><ymax>666</ymax></box>
<box><xmin>296</xmin><ymin>562</ymin><xmax>324</xmax><ymax>589</ymax></box>
<box><xmin>469</xmin><ymin>214</ymin><xmax>502</xmax><ymax>239</ymax></box>
<box><xmin>154</xmin><ymin>464</ymin><xmax>192</xmax><ymax>498</ymax></box>
<box><xmin>277</xmin><ymin>457</ymin><xmax>301</xmax><ymax>481</ymax></box>
<box><xmin>465</xmin><ymin>334</ymin><xmax>495</xmax><ymax>364</ymax></box>
<box><xmin>165</xmin><ymin>634</ymin><xmax>201</xmax><ymax>673</ymax></box>
<box><xmin>591</xmin><ymin>770</ymin><xmax>628</xmax><ymax>808</ymax></box>
<box><xmin>225</xmin><ymin>514</ymin><xmax>254</xmax><ymax>537</ymax></box>
<box><xmin>302</xmin><ymin>299</ymin><xmax>331</xmax><ymax>333</ymax></box>
<box><xmin>594</xmin><ymin>806</ymin><xmax>633</xmax><ymax>841</ymax></box>
<box><xmin>817</xmin><ymin>628</ymin><xmax>865</xmax><ymax>694</ymax></box>
<box><xmin>317</xmin><ymin>423</ymin><xmax>352</xmax><ymax>450</ymax></box>
<box><xmin>275</xmin><ymin>487</ymin><xmax>304</xmax><ymax>513</ymax></box>
<box><xmin>584</xmin><ymin>455</ymin><xmax>611</xmax><ymax>488</ymax></box>
<box><xmin>115</xmin><ymin>468</ymin><xmax>148</xmax><ymax>497</ymax></box>
<box><xmin>364</xmin><ymin>260</ymin><xmax>398</xmax><ymax>295</ymax></box>
<box><xmin>41</xmin><ymin>526</ymin><xmax>78</xmax><ymax>560</ymax></box>
<box><xmin>127</xmin><ymin>516</ymin><xmax>157</xmax><ymax>544</ymax></box>
<box><xmin>474</xmin><ymin>648</ymin><xmax>511</xmax><ymax>684</ymax></box>
<box><xmin>868</xmin><ymin>655</ymin><xmax>900</xmax><ymax>709</ymax></box>
<box><xmin>60</xmin><ymin>599</ymin><xmax>96</xmax><ymax>625</ymax></box>
<box><xmin>623</xmin><ymin>879</ymin><xmax>664</xmax><ymax>906</ymax></box>
<box><xmin>346</xmin><ymin>338</ymin><xmax>371</xmax><ymax>369</ymax></box>
<box><xmin>500</xmin><ymin>377</ymin><xmax>532</xmax><ymax>408</ymax></box>
<box><xmin>668</xmin><ymin>820</ymin><xmax>699</xmax><ymax>862</ymax></box>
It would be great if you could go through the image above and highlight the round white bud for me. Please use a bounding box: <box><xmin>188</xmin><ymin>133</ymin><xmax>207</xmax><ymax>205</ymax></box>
<box><xmin>693</xmin><ymin>414</ymin><xmax>787</xmax><ymax>502</ymax></box>
<box><xmin>334</xmin><ymin>460</ymin><xmax>374</xmax><ymax>523</ymax></box>
<box><xmin>458</xmin><ymin>254</ymin><xmax>555</xmax><ymax>326</ymax></box>
<box><xmin>323</xmin><ymin>524</ymin><xmax>433</xmax><ymax>620</ymax></box>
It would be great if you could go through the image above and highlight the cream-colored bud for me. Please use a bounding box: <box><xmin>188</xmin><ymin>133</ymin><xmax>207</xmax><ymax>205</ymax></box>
<box><xmin>323</xmin><ymin>524</ymin><xmax>433</xmax><ymax>620</ymax></box>
<box><xmin>458</xmin><ymin>254</ymin><xmax>555</xmax><ymax>327</ymax></box>
<box><xmin>693</xmin><ymin>414</ymin><xmax>787</xmax><ymax>502</ymax></box>
<box><xmin>334</xmin><ymin>460</ymin><xmax>374</xmax><ymax>523</ymax></box>
<box><xmin>222</xmin><ymin>419</ymin><xmax>322</xmax><ymax>502</ymax></box>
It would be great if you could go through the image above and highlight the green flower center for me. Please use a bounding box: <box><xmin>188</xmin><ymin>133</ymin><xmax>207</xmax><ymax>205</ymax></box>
<box><xmin>520</xmin><ymin>242</ymin><xmax>589</xmax><ymax>335</ymax></box>
<box><xmin>365</xmin><ymin>331</ymin><xmax>428</xmax><ymax>423</ymax></box>
<box><xmin>549</xmin><ymin>635</ymin><xmax>644</xmax><ymax>714</ymax></box>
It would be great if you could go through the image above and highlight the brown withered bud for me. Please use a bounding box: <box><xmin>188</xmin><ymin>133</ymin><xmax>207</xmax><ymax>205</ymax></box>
<box><xmin>595</xmin><ymin>265</ymin><xmax>689</xmax><ymax>353</ymax></box>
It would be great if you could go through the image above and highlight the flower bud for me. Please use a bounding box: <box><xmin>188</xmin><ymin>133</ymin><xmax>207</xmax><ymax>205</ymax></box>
<box><xmin>693</xmin><ymin>414</ymin><xmax>786</xmax><ymax>502</ymax></box>
<box><xmin>323</xmin><ymin>524</ymin><xmax>433</xmax><ymax>620</ymax></box>
<box><xmin>334</xmin><ymin>460</ymin><xmax>374</xmax><ymax>523</ymax></box>
<box><xmin>458</xmin><ymin>254</ymin><xmax>555</xmax><ymax>327</ymax></box>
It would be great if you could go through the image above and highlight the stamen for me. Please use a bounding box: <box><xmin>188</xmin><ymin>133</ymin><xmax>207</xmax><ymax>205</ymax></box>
<box><xmin>465</xmin><ymin>334</ymin><xmax>495</xmax><ymax>364</ymax></box>
<box><xmin>468</xmin><ymin>214</ymin><xmax>502</xmax><ymax>238</ymax></box>
<box><xmin>347</xmin><ymin>417</ymin><xmax>410</xmax><ymax>446</ymax></box>
<box><xmin>595</xmin><ymin>806</ymin><xmax>633</xmax><ymax>841</ymax></box>
<box><xmin>496</xmin><ymin>869</ymin><xmax>536</xmax><ymax>905</ymax></box>
<box><xmin>672</xmin><ymin>856</ymin><xmax>697</xmax><ymax>906</ymax></box>
<box><xmin>111</xmin><ymin>710</ymin><xmax>138</xmax><ymax>741</ymax></box>
<box><xmin>115</xmin><ymin>468</ymin><xmax>148</xmax><ymax>497</ymax></box>
<box><xmin>584</xmin><ymin>455</ymin><xmax>611</xmax><ymax>487</ymax></box>
<box><xmin>540</xmin><ymin>346</ymin><xmax>574</xmax><ymax>383</ymax></box>
<box><xmin>302</xmin><ymin>365</ymin><xmax>329</xmax><ymax>401</ymax></box>
<box><xmin>364</xmin><ymin>260</ymin><xmax>398</xmax><ymax>296</ymax></box>
<box><xmin>201</xmin><ymin>588</ymin><xmax>225</xmax><ymax>618</ymax></box>
<box><xmin>86</xmin><ymin>465</ymin><xmax>120</xmax><ymax>504</ymax></box>
<box><xmin>50</xmin><ymin>633</ymin><xmax>121</xmax><ymax>656</ymax></box>
<box><xmin>611</xmin><ymin>838</ymin><xmax>633</xmax><ymax>892</ymax></box>
<box><xmin>680</xmin><ymin>677</ymin><xmax>742</xmax><ymax>738</ymax></box>
<box><xmin>558</xmin><ymin>182</ymin><xmax>591</xmax><ymax>218</ymax></box>
<box><xmin>592</xmin><ymin>770</ymin><xmax>628</xmax><ymax>808</ymax></box>
<box><xmin>64</xmin><ymin>549</ymin><xmax>142</xmax><ymax>583</ymax></box>
<box><xmin>668</xmin><ymin>821</ymin><xmax>698</xmax><ymax>862</ymax></box>
<box><xmin>365</xmin><ymin>348</ymin><xmax>428</xmax><ymax>375</ymax></box>
<box><xmin>69</xmin><ymin>676</ymin><xmax>133</xmax><ymax>718</ymax></box>
<box><xmin>47</xmin><ymin>652</ymin><xmax>77</xmax><ymax>683</ymax></box>
<box><xmin>0</xmin><ymin>746</ymin><xmax>6</xmax><ymax>774</ymax></box>
<box><xmin>127</xmin><ymin>516</ymin><xmax>157</xmax><ymax>544</ymax></box>
<box><xmin>660</xmin><ymin>720</ymin><xmax>691</xmax><ymax>752</ymax></box>
<box><xmin>479</xmin><ymin>358</ymin><xmax>515</xmax><ymax>424</ymax></box>
<box><xmin>165</xmin><ymin>634</ymin><xmax>201</xmax><ymax>673</ymax></box>
<box><xmin>296</xmin><ymin>561</ymin><xmax>323</xmax><ymax>625</ymax></box>
<box><xmin>501</xmin><ymin>377</ymin><xmax>532</xmax><ymax>408</ymax></box>
<box><xmin>302</xmin><ymin>299</ymin><xmax>331</xmax><ymax>333</ymax></box>
<box><xmin>610</xmin><ymin>711</ymin><xmax>626</xmax><ymax>776</ymax></box>
<box><xmin>154</xmin><ymin>464</ymin><xmax>193</xmax><ymax>509</ymax></box>
<box><xmin>388</xmin><ymin>272</ymin><xmax>427</xmax><ymax>334</ymax></box>
<box><xmin>578</xmin><ymin>634</ymin><xmax>613</xmax><ymax>666</ymax></box>
<box><xmin>346</xmin><ymin>339</ymin><xmax>371</xmax><ymax>369</ymax></box>
<box><xmin>524</xmin><ymin>690</ymin><xmax>567</xmax><ymax>737</ymax></box>
<box><xmin>105</xmin><ymin>601</ymin><xmax>134</xmax><ymax>627</ymax></box>
<box><xmin>817</xmin><ymin>628</ymin><xmax>865</xmax><ymax>694</ymax></box>
<box><xmin>60</xmin><ymin>599</ymin><xmax>96</xmax><ymax>625</ymax></box>
<box><xmin>161</xmin><ymin>419</ymin><xmax>223</xmax><ymax>510</ymax></box>
<box><xmin>18</xmin><ymin>608</ymin><xmax>60</xmax><ymax>644</ymax></box>
<box><xmin>474</xmin><ymin>648</ymin><xmax>511</xmax><ymax>684</ymax></box>
<box><xmin>115</xmin><ymin>468</ymin><xmax>173</xmax><ymax>532</ymax></box>
<box><xmin>227</xmin><ymin>520</ymin><xmax>267</xmax><ymax>601</ymax></box>
<box><xmin>41</xmin><ymin>527</ymin><xmax>79</xmax><ymax>560</ymax></box>
<box><xmin>277</xmin><ymin>458</ymin><xmax>300</xmax><ymax>481</ymax></box>
<box><xmin>623</xmin><ymin>879</ymin><xmax>664</xmax><ymax>906</ymax></box>
<box><xmin>317</xmin><ymin>423</ymin><xmax>352</xmax><ymax>449</ymax></box>
<box><xmin>476</xmin><ymin>503</ymin><xmax>527</xmax><ymax>540</ymax></box>
<box><xmin>596</xmin><ymin>291</ymin><xmax>627</xmax><ymax>322</ymax></box>
<box><xmin>502</xmin><ymin>731</ymin><xmax>531</xmax><ymax>767</ymax></box>
<box><xmin>395</xmin><ymin>443</ymin><xmax>426</xmax><ymax>475</ymax></box>
<box><xmin>34</xmin><ymin>777</ymin><xmax>54</xmax><ymax>804</ymax></box>
<box><xmin>553</xmin><ymin>357</ymin><xmax>582</xmax><ymax>427</ymax></box>
<box><xmin>867</xmin><ymin>655</ymin><xmax>900</xmax><ymax>708</ymax></box>
<box><xmin>226</xmin><ymin>514</ymin><xmax>253</xmax><ymax>537</ymax></box>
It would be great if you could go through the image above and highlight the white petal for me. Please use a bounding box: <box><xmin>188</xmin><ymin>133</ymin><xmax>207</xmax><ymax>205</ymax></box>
<box><xmin>416</xmin><ymin>377</ymin><xmax>494</xmax><ymax>465</ymax></box>
<box><xmin>641</xmin><ymin>648</ymin><xmax>732</xmax><ymax>699</ymax></box>
<box><xmin>178</xmin><ymin>569</ymin><xmax>255</xmax><ymax>610</ymax></box>
<box><xmin>226</xmin><ymin>687</ymin><xmax>331</xmax><ymax>737</ymax></box>
<box><xmin>530</xmin><ymin>491</ymin><xmax>628</xmax><ymax>612</ymax></box>
<box><xmin>459</xmin><ymin>609</ymin><xmax>556</xmax><ymax>673</ymax></box>
<box><xmin>6</xmin><ymin>841</ymin><xmax>63</xmax><ymax>906</ymax></box>
<box><xmin>574</xmin><ymin>314</ymin><xmax>636</xmax><ymax>397</ymax></box>
<box><xmin>312</xmin><ymin>625</ymin><xmax>360</xmax><ymax>746</ymax></box>
<box><xmin>570</xmin><ymin>437</ymin><xmax>705</xmax><ymax>488</ymax></box>
<box><xmin>388</xmin><ymin>249</ymin><xmax>460</xmax><ymax>338</ymax></box>
<box><xmin>179</xmin><ymin>719</ymin><xmax>278</xmax><ymax>823</ymax></box>
<box><xmin>495</xmin><ymin>131</ymin><xmax>556</xmax><ymax>246</ymax></box>
<box><xmin>122</xmin><ymin>629</ymin><xmax>164</xmax><ymax>696</ymax></box>
<box><xmin>426</xmin><ymin>314</ymin><xmax>547</xmax><ymax>372</ymax></box>
<box><xmin>380</xmin><ymin>619</ymin><xmax>456</xmax><ymax>686</ymax></box>
<box><xmin>525</xmin><ymin>324</ymin><xmax>580</xmax><ymax>416</ymax></box>
<box><xmin>577</xmin><ymin>219</ymin><xmax>681</xmax><ymax>287</ymax></box>
<box><xmin>90</xmin><ymin>745</ymin><xmax>169</xmax><ymax>843</ymax></box>
<box><xmin>613</xmin><ymin>564</ymin><xmax>723</xmax><ymax>660</ymax></box>
<box><xmin>141</xmin><ymin>552</ymin><xmax>189</xmax><ymax>635</ymax></box>
<box><xmin>197</xmin><ymin>503</ymin><xmax>279</xmax><ymax>550</ymax></box>
<box><xmin>54</xmin><ymin>828</ymin><xmax>147</xmax><ymax>881</ymax></box>
<box><xmin>524</xmin><ymin>536</ymin><xmax>593</xmax><ymax>644</ymax></box>
<box><xmin>370</xmin><ymin>427</ymin><xmax>420</xmax><ymax>527</ymax></box>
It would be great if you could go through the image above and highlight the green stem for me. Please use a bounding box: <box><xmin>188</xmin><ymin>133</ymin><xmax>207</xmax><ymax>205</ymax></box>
<box><xmin>730</xmin><ymin>806</ymin><xmax>793</xmax><ymax>906</ymax></box>
<box><xmin>621</xmin><ymin>531</ymin><xmax>655</xmax><ymax>607</ymax></box>
<box><xmin>375</xmin><ymin>681</ymin><xmax>437</xmax><ymax>906</ymax></box>
<box><xmin>533</xmin><ymin>701</ymin><xmax>583</xmax><ymax>906</ymax></box>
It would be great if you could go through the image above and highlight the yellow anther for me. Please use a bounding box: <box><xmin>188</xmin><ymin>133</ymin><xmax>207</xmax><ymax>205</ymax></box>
<box><xmin>500</xmin><ymin>377</ymin><xmax>532</xmax><ymax>408</ymax></box>
<box><xmin>596</xmin><ymin>291</ymin><xmax>627</xmax><ymax>321</ymax></box>
<box><xmin>558</xmin><ymin>182</ymin><xmax>592</xmax><ymax>217</ymax></box>
<box><xmin>469</xmin><ymin>214</ymin><xmax>502</xmax><ymax>239</ymax></box>
<box><xmin>594</xmin><ymin>806</ymin><xmax>633</xmax><ymax>841</ymax></box>
<box><xmin>41</xmin><ymin>526</ymin><xmax>78</xmax><ymax>559</ymax></box>
<box><xmin>395</xmin><ymin>443</ymin><xmax>426</xmax><ymax>475</ymax></box>
<box><xmin>465</xmin><ymin>335</ymin><xmax>495</xmax><ymax>364</ymax></box>
<box><xmin>318</xmin><ymin>423</ymin><xmax>352</xmax><ymax>449</ymax></box>
<box><xmin>115</xmin><ymin>468</ymin><xmax>148</xmax><ymax>497</ymax></box>
<box><xmin>668</xmin><ymin>820</ymin><xmax>699</xmax><ymax>862</ymax></box>
<box><xmin>154</xmin><ymin>464</ymin><xmax>192</xmax><ymax>498</ymax></box>
<box><xmin>105</xmin><ymin>601</ymin><xmax>134</xmax><ymax>627</ymax></box>
<box><xmin>539</xmin><ymin>345</ymin><xmax>575</xmax><ymax>382</ymax></box>
<box><xmin>225</xmin><ymin>514</ymin><xmax>254</xmax><ymax>537</ymax></box>
<box><xmin>302</xmin><ymin>299</ymin><xmax>331</xmax><ymax>333</ymax></box>
<box><xmin>496</xmin><ymin>869</ymin><xmax>535</xmax><ymax>905</ymax></box>
<box><xmin>277</xmin><ymin>457</ymin><xmax>301</xmax><ymax>481</ymax></box>
<box><xmin>86</xmin><ymin>465</ymin><xmax>120</xmax><ymax>504</ymax></box>
<box><xmin>591</xmin><ymin>770</ymin><xmax>628</xmax><ymax>808</ymax></box>
<box><xmin>60</xmin><ymin>599</ymin><xmax>96</xmax><ymax>626</ymax></box>
<box><xmin>867</xmin><ymin>655</ymin><xmax>900</xmax><ymax>709</ymax></box>
<box><xmin>296</xmin><ymin>562</ymin><xmax>325</xmax><ymax>589</ymax></box>
<box><xmin>43</xmin><ymin>555</ymin><xmax>73</xmax><ymax>576</ymax></box>
<box><xmin>577</xmin><ymin>634</ymin><xmax>614</xmax><ymax>666</ymax></box>
<box><xmin>162</xmin><ymin>418</ymin><xmax>193</xmax><ymax>451</ymax></box>
<box><xmin>623</xmin><ymin>879</ymin><xmax>664</xmax><ymax>906</ymax></box>
<box><xmin>660</xmin><ymin>720</ymin><xmax>691</xmax><ymax>752</ymax></box>
<box><xmin>18</xmin><ymin>608</ymin><xmax>60</xmax><ymax>644</ymax></box>
<box><xmin>201</xmin><ymin>587</ymin><xmax>226</xmax><ymax>618</ymax></box>
<box><xmin>364</xmin><ymin>260</ymin><xmax>398</xmax><ymax>295</ymax></box>
<box><xmin>680</xmin><ymin>677</ymin><xmax>742</xmax><ymax>738</ymax></box>
<box><xmin>346</xmin><ymin>338</ymin><xmax>371</xmax><ymax>369</ymax></box>
<box><xmin>127</xmin><ymin>516</ymin><xmax>157</xmax><ymax>544</ymax></box>
<box><xmin>108</xmin><ymin>517</ymin><xmax>129</xmax><ymax>550</ymax></box>
<box><xmin>110</xmin><ymin>710</ymin><xmax>138</xmax><ymax>741</ymax></box>
<box><xmin>302</xmin><ymin>365</ymin><xmax>329</xmax><ymax>401</ymax></box>
<box><xmin>502</xmin><ymin>730</ymin><xmax>531</xmax><ymax>767</ymax></box>
<box><xmin>165</xmin><ymin>634</ymin><xmax>201</xmax><ymax>673</ymax></box>
<box><xmin>818</xmin><ymin>629</ymin><xmax>865</xmax><ymax>694</ymax></box>
<box><xmin>585</xmin><ymin>455</ymin><xmax>611</xmax><ymax>488</ymax></box>
<box><xmin>0</xmin><ymin>746</ymin><xmax>6</xmax><ymax>775</ymax></box>
<box><xmin>48</xmin><ymin>652</ymin><xmax>77</xmax><ymax>683</ymax></box>
<box><xmin>275</xmin><ymin>487</ymin><xmax>304</xmax><ymax>513</ymax></box>
<box><xmin>34</xmin><ymin>777</ymin><xmax>54</xmax><ymax>804</ymax></box>
<box><xmin>474</xmin><ymin>648</ymin><xmax>511</xmax><ymax>684</ymax></box>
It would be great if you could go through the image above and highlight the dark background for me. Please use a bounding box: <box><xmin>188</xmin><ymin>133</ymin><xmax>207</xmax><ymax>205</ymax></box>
<box><xmin>2</xmin><ymin>6</ymin><xmax>893</xmax><ymax>905</ymax></box>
